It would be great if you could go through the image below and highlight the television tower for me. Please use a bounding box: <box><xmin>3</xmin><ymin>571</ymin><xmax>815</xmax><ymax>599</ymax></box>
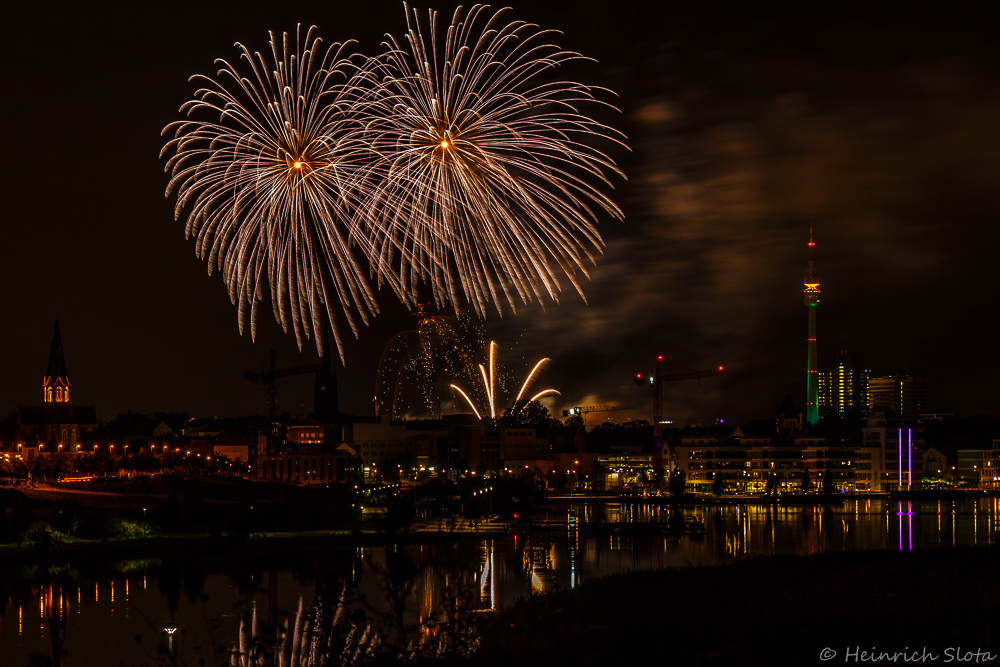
<box><xmin>804</xmin><ymin>225</ymin><xmax>820</xmax><ymax>424</ymax></box>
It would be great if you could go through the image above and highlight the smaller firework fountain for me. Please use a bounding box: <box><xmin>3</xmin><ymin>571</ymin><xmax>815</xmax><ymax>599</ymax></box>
<box><xmin>450</xmin><ymin>341</ymin><xmax>560</xmax><ymax>421</ymax></box>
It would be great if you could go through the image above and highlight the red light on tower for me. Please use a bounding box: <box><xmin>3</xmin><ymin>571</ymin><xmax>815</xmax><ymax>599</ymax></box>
<box><xmin>718</xmin><ymin>366</ymin><xmax>724</xmax><ymax>372</ymax></box>
<box><xmin>657</xmin><ymin>355</ymin><xmax>663</xmax><ymax>361</ymax></box>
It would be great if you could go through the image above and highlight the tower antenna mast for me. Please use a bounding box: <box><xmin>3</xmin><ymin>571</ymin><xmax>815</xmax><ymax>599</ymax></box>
<box><xmin>804</xmin><ymin>225</ymin><xmax>821</xmax><ymax>425</ymax></box>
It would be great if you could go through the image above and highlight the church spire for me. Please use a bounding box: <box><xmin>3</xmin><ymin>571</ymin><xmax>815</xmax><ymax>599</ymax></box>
<box><xmin>314</xmin><ymin>337</ymin><xmax>340</xmax><ymax>422</ymax></box>
<box><xmin>43</xmin><ymin>319</ymin><xmax>71</xmax><ymax>403</ymax></box>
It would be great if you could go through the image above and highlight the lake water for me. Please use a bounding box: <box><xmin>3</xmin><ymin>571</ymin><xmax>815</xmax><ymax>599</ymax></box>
<box><xmin>3</xmin><ymin>498</ymin><xmax>998</xmax><ymax>666</ymax></box>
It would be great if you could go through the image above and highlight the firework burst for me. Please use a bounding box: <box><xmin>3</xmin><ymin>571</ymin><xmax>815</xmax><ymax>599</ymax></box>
<box><xmin>450</xmin><ymin>340</ymin><xmax>559</xmax><ymax>420</ymax></box>
<box><xmin>375</xmin><ymin>305</ymin><xmax>482</xmax><ymax>419</ymax></box>
<box><xmin>353</xmin><ymin>4</ymin><xmax>627</xmax><ymax>317</ymax></box>
<box><xmin>161</xmin><ymin>26</ymin><xmax>378</xmax><ymax>358</ymax></box>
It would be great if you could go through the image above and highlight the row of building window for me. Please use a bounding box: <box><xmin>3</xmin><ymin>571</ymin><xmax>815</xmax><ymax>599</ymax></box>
<box><xmin>359</xmin><ymin>442</ymin><xmax>405</xmax><ymax>449</ymax></box>
<box><xmin>263</xmin><ymin>457</ymin><xmax>340</xmax><ymax>482</ymax></box>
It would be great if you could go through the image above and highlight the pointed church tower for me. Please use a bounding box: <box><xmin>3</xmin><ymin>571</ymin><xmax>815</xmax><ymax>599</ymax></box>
<box><xmin>314</xmin><ymin>338</ymin><xmax>341</xmax><ymax>423</ymax></box>
<box><xmin>18</xmin><ymin>319</ymin><xmax>96</xmax><ymax>448</ymax></box>
<box><xmin>43</xmin><ymin>319</ymin><xmax>72</xmax><ymax>404</ymax></box>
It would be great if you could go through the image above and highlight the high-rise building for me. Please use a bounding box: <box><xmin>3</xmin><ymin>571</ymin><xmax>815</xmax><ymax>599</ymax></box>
<box><xmin>803</xmin><ymin>227</ymin><xmax>820</xmax><ymax>424</ymax></box>
<box><xmin>818</xmin><ymin>350</ymin><xmax>872</xmax><ymax>417</ymax></box>
<box><xmin>868</xmin><ymin>376</ymin><xmax>930</xmax><ymax>417</ymax></box>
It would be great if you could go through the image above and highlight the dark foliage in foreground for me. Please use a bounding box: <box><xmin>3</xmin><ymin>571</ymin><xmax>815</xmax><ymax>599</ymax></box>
<box><xmin>473</xmin><ymin>547</ymin><xmax>1000</xmax><ymax>666</ymax></box>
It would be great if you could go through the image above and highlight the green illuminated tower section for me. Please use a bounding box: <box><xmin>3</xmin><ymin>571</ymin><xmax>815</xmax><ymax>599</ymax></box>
<box><xmin>804</xmin><ymin>227</ymin><xmax>820</xmax><ymax>424</ymax></box>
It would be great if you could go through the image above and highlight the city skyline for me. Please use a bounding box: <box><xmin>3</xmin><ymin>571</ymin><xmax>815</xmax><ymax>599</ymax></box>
<box><xmin>3</xmin><ymin>2</ymin><xmax>999</xmax><ymax>425</ymax></box>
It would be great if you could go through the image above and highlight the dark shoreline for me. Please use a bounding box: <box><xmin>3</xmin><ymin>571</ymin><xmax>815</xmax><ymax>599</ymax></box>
<box><xmin>0</xmin><ymin>526</ymin><xmax>509</xmax><ymax>567</ymax></box>
<box><xmin>473</xmin><ymin>545</ymin><xmax>1000</xmax><ymax>667</ymax></box>
<box><xmin>4</xmin><ymin>484</ymin><xmax>994</xmax><ymax>566</ymax></box>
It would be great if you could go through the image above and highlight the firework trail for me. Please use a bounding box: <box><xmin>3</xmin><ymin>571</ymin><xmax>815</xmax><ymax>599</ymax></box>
<box><xmin>161</xmin><ymin>26</ymin><xmax>379</xmax><ymax>359</ymax></box>
<box><xmin>353</xmin><ymin>4</ymin><xmax>627</xmax><ymax>318</ymax></box>
<box><xmin>451</xmin><ymin>340</ymin><xmax>559</xmax><ymax>420</ymax></box>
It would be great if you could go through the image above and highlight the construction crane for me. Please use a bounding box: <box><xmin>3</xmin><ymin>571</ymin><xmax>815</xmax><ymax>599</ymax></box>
<box><xmin>562</xmin><ymin>404</ymin><xmax>636</xmax><ymax>454</ymax></box>
<box><xmin>635</xmin><ymin>357</ymin><xmax>724</xmax><ymax>488</ymax></box>
<box><xmin>246</xmin><ymin>349</ymin><xmax>320</xmax><ymax>460</ymax></box>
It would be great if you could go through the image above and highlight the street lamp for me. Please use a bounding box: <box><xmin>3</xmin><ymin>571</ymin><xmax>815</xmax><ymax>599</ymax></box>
<box><xmin>160</xmin><ymin>623</ymin><xmax>182</xmax><ymax>658</ymax></box>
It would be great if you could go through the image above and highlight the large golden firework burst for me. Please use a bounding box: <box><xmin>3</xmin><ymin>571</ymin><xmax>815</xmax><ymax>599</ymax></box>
<box><xmin>161</xmin><ymin>26</ymin><xmax>380</xmax><ymax>359</ymax></box>
<box><xmin>161</xmin><ymin>11</ymin><xmax>627</xmax><ymax>357</ymax></box>
<box><xmin>352</xmin><ymin>4</ymin><xmax>627</xmax><ymax>317</ymax></box>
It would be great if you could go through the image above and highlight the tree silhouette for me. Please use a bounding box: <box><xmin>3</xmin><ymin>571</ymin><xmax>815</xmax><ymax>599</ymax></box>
<box><xmin>764</xmin><ymin>472</ymin><xmax>779</xmax><ymax>497</ymax></box>
<box><xmin>800</xmin><ymin>468</ymin><xmax>814</xmax><ymax>493</ymax></box>
<box><xmin>712</xmin><ymin>472</ymin><xmax>724</xmax><ymax>497</ymax></box>
<box><xmin>822</xmin><ymin>469</ymin><xmax>835</xmax><ymax>495</ymax></box>
<box><xmin>669</xmin><ymin>468</ymin><xmax>687</xmax><ymax>497</ymax></box>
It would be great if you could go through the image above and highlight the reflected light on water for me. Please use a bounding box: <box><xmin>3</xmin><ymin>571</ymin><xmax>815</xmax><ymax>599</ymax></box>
<box><xmin>3</xmin><ymin>498</ymin><xmax>1000</xmax><ymax>666</ymax></box>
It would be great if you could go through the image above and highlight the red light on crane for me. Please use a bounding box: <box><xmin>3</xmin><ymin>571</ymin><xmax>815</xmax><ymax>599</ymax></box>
<box><xmin>718</xmin><ymin>366</ymin><xmax>724</xmax><ymax>372</ymax></box>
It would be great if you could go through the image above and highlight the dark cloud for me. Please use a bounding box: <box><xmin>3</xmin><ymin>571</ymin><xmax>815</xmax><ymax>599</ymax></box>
<box><xmin>493</xmin><ymin>5</ymin><xmax>1000</xmax><ymax>424</ymax></box>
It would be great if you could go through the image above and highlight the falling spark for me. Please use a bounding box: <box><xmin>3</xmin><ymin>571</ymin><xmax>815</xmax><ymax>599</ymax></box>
<box><xmin>375</xmin><ymin>306</ymin><xmax>481</xmax><ymax>418</ymax></box>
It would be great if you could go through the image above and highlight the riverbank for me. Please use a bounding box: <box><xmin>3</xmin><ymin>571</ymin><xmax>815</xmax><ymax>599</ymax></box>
<box><xmin>0</xmin><ymin>518</ymin><xmax>512</xmax><ymax>566</ymax></box>
<box><xmin>471</xmin><ymin>545</ymin><xmax>1000</xmax><ymax>666</ymax></box>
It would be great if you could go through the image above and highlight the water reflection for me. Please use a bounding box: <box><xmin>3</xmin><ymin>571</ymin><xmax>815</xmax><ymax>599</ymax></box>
<box><xmin>2</xmin><ymin>499</ymin><xmax>999</xmax><ymax>665</ymax></box>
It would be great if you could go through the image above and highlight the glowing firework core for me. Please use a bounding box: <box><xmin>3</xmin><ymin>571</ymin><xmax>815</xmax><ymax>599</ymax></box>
<box><xmin>439</xmin><ymin>139</ymin><xmax>449</xmax><ymax>149</ymax></box>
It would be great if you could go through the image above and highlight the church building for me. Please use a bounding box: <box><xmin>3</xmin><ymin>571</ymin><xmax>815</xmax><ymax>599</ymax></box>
<box><xmin>18</xmin><ymin>320</ymin><xmax>97</xmax><ymax>447</ymax></box>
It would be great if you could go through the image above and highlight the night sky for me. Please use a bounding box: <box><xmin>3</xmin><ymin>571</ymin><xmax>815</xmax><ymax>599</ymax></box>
<box><xmin>3</xmin><ymin>2</ymin><xmax>999</xmax><ymax>426</ymax></box>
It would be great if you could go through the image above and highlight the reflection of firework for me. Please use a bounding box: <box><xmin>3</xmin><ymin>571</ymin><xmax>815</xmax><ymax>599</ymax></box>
<box><xmin>450</xmin><ymin>341</ymin><xmax>559</xmax><ymax>420</ymax></box>
<box><xmin>375</xmin><ymin>306</ymin><xmax>482</xmax><ymax>419</ymax></box>
<box><xmin>228</xmin><ymin>591</ymin><xmax>378</xmax><ymax>666</ymax></box>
